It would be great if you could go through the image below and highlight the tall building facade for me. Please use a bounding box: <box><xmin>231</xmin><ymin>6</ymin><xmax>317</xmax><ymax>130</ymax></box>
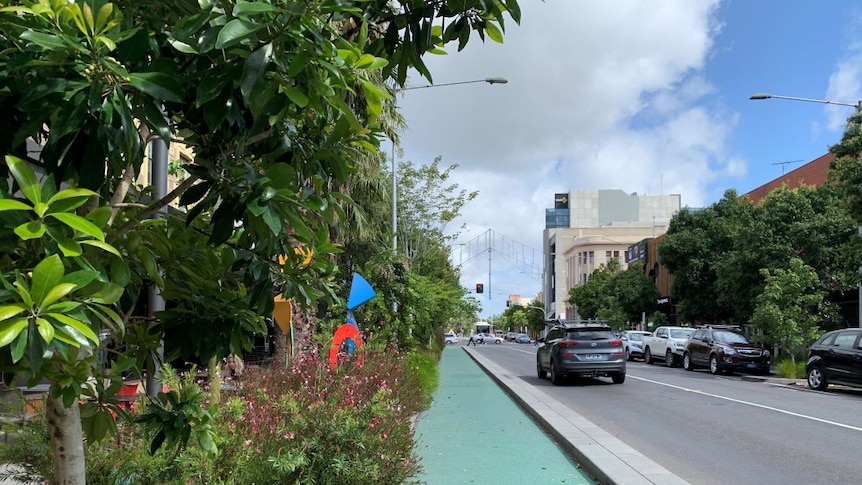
<box><xmin>543</xmin><ymin>190</ymin><xmax>681</xmax><ymax>323</ymax></box>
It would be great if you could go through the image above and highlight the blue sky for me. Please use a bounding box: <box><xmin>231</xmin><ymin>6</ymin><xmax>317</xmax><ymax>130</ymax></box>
<box><xmin>396</xmin><ymin>1</ymin><xmax>862</xmax><ymax>318</ymax></box>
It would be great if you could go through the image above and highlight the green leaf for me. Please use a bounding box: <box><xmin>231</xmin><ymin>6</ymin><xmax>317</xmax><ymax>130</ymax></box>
<box><xmin>0</xmin><ymin>199</ymin><xmax>32</xmax><ymax>212</ymax></box>
<box><xmin>81</xmin><ymin>240</ymin><xmax>121</xmax><ymax>257</ymax></box>
<box><xmin>0</xmin><ymin>304</ymin><xmax>28</xmax><ymax>322</ymax></box>
<box><xmin>5</xmin><ymin>156</ymin><xmax>41</xmax><ymax>204</ymax></box>
<box><xmin>261</xmin><ymin>207</ymin><xmax>283</xmax><ymax>235</ymax></box>
<box><xmin>284</xmin><ymin>87</ymin><xmax>308</xmax><ymax>108</ymax></box>
<box><xmin>36</xmin><ymin>317</ymin><xmax>55</xmax><ymax>344</ymax></box>
<box><xmin>484</xmin><ymin>21</ymin><xmax>504</xmax><ymax>43</ymax></box>
<box><xmin>234</xmin><ymin>1</ymin><xmax>278</xmax><ymax>16</ymax></box>
<box><xmin>0</xmin><ymin>317</ymin><xmax>28</xmax><ymax>347</ymax></box>
<box><xmin>241</xmin><ymin>43</ymin><xmax>272</xmax><ymax>105</ymax></box>
<box><xmin>20</xmin><ymin>31</ymin><xmax>67</xmax><ymax>50</ymax></box>
<box><xmin>49</xmin><ymin>212</ymin><xmax>105</xmax><ymax>241</ymax></box>
<box><xmin>90</xmin><ymin>283</ymin><xmax>123</xmax><ymax>305</ymax></box>
<box><xmin>31</xmin><ymin>255</ymin><xmax>64</xmax><ymax>308</ymax></box>
<box><xmin>61</xmin><ymin>270</ymin><xmax>97</xmax><ymax>289</ymax></box>
<box><xmin>215</xmin><ymin>19</ymin><xmax>265</xmax><ymax>49</ymax></box>
<box><xmin>41</xmin><ymin>283</ymin><xmax>77</xmax><ymax>308</ymax></box>
<box><xmin>128</xmin><ymin>72</ymin><xmax>185</xmax><ymax>103</ymax></box>
<box><xmin>10</xmin><ymin>324</ymin><xmax>27</xmax><ymax>362</ymax></box>
<box><xmin>48</xmin><ymin>313</ymin><xmax>99</xmax><ymax>344</ymax></box>
<box><xmin>13</xmin><ymin>221</ymin><xmax>46</xmax><ymax>240</ymax></box>
<box><xmin>57</xmin><ymin>238</ymin><xmax>83</xmax><ymax>257</ymax></box>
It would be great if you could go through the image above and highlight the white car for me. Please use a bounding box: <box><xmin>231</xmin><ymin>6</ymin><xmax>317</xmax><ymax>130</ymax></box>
<box><xmin>444</xmin><ymin>333</ymin><xmax>459</xmax><ymax>345</ymax></box>
<box><xmin>475</xmin><ymin>333</ymin><xmax>503</xmax><ymax>344</ymax></box>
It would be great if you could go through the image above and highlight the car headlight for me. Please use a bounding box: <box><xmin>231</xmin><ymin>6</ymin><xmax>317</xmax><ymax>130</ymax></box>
<box><xmin>763</xmin><ymin>349</ymin><xmax>771</xmax><ymax>358</ymax></box>
<box><xmin>722</xmin><ymin>346</ymin><xmax>737</xmax><ymax>355</ymax></box>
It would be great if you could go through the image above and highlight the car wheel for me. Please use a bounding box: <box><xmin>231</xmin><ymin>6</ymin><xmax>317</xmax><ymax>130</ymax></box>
<box><xmin>536</xmin><ymin>358</ymin><xmax>546</xmax><ymax>380</ymax></box>
<box><xmin>683</xmin><ymin>352</ymin><xmax>693</xmax><ymax>371</ymax></box>
<box><xmin>625</xmin><ymin>348</ymin><xmax>632</xmax><ymax>361</ymax></box>
<box><xmin>644</xmin><ymin>348</ymin><xmax>653</xmax><ymax>364</ymax></box>
<box><xmin>709</xmin><ymin>354</ymin><xmax>721</xmax><ymax>375</ymax></box>
<box><xmin>550</xmin><ymin>360</ymin><xmax>563</xmax><ymax>386</ymax></box>
<box><xmin>495</xmin><ymin>339</ymin><xmax>501</xmax><ymax>344</ymax></box>
<box><xmin>807</xmin><ymin>366</ymin><xmax>828</xmax><ymax>391</ymax></box>
<box><xmin>665</xmin><ymin>350</ymin><xmax>677</xmax><ymax>368</ymax></box>
<box><xmin>612</xmin><ymin>373</ymin><xmax>625</xmax><ymax>384</ymax></box>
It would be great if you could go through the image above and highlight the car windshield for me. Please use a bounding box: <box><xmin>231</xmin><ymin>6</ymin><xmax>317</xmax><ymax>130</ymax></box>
<box><xmin>628</xmin><ymin>333</ymin><xmax>646</xmax><ymax>341</ymax></box>
<box><xmin>566</xmin><ymin>329</ymin><xmax>615</xmax><ymax>340</ymax></box>
<box><xmin>714</xmin><ymin>330</ymin><xmax>749</xmax><ymax>344</ymax></box>
<box><xmin>669</xmin><ymin>329</ymin><xmax>694</xmax><ymax>339</ymax></box>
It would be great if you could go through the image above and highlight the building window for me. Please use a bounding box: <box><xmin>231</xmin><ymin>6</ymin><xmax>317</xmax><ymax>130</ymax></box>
<box><xmin>589</xmin><ymin>251</ymin><xmax>594</xmax><ymax>264</ymax></box>
<box><xmin>606</xmin><ymin>250</ymin><xmax>612</xmax><ymax>260</ymax></box>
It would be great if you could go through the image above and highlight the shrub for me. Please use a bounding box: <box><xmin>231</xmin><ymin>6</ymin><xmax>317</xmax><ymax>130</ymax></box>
<box><xmin>0</xmin><ymin>350</ymin><xmax>429</xmax><ymax>484</ymax></box>
<box><xmin>215</xmin><ymin>350</ymin><xmax>424</xmax><ymax>483</ymax></box>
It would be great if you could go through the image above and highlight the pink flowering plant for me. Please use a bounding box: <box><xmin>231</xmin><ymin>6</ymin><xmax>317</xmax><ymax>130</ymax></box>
<box><xmin>213</xmin><ymin>350</ymin><xmax>424</xmax><ymax>483</ymax></box>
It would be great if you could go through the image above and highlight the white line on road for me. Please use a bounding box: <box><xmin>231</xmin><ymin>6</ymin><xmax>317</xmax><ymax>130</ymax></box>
<box><xmin>630</xmin><ymin>374</ymin><xmax>862</xmax><ymax>432</ymax></box>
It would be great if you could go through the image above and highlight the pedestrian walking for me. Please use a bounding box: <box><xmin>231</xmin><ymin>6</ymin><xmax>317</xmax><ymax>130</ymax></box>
<box><xmin>467</xmin><ymin>334</ymin><xmax>476</xmax><ymax>346</ymax></box>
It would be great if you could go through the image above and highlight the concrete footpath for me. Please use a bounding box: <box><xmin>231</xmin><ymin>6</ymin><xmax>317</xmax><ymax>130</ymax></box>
<box><xmin>414</xmin><ymin>346</ymin><xmax>594</xmax><ymax>484</ymax></box>
<box><xmin>416</xmin><ymin>346</ymin><xmax>691</xmax><ymax>485</ymax></box>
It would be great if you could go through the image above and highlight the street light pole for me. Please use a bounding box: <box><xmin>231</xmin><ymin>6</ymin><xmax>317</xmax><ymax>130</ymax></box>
<box><xmin>750</xmin><ymin>91</ymin><xmax>862</xmax><ymax>327</ymax></box>
<box><xmin>391</xmin><ymin>77</ymin><xmax>508</xmax><ymax>255</ymax></box>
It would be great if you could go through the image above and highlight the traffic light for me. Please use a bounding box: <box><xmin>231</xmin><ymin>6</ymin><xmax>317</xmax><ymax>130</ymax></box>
<box><xmin>476</xmin><ymin>283</ymin><xmax>484</xmax><ymax>294</ymax></box>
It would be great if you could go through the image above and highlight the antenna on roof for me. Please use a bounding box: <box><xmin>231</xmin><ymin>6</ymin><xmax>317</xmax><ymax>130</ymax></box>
<box><xmin>772</xmin><ymin>159</ymin><xmax>804</xmax><ymax>174</ymax></box>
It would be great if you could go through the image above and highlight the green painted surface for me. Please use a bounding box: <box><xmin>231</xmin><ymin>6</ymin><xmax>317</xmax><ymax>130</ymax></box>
<box><xmin>415</xmin><ymin>347</ymin><xmax>595</xmax><ymax>484</ymax></box>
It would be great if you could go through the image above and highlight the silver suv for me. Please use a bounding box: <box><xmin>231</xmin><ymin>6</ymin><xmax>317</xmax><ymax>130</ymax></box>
<box><xmin>536</xmin><ymin>323</ymin><xmax>626</xmax><ymax>385</ymax></box>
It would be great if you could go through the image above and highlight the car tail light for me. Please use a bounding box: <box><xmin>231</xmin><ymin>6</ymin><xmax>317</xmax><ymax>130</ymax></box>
<box><xmin>609</xmin><ymin>339</ymin><xmax>622</xmax><ymax>346</ymax></box>
<box><xmin>557</xmin><ymin>341</ymin><xmax>579</xmax><ymax>348</ymax></box>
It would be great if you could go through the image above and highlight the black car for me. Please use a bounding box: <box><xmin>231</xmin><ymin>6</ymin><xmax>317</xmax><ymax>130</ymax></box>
<box><xmin>683</xmin><ymin>326</ymin><xmax>770</xmax><ymax>375</ymax></box>
<box><xmin>536</xmin><ymin>323</ymin><xmax>626</xmax><ymax>385</ymax></box>
<box><xmin>806</xmin><ymin>328</ymin><xmax>862</xmax><ymax>391</ymax></box>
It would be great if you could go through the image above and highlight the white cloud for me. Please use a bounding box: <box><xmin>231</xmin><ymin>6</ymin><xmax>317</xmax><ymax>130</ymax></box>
<box><xmin>398</xmin><ymin>0</ymin><xmax>735</xmax><ymax>316</ymax></box>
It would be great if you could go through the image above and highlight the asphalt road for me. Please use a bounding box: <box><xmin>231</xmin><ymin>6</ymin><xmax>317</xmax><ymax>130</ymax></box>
<box><xmin>466</xmin><ymin>341</ymin><xmax>862</xmax><ymax>485</ymax></box>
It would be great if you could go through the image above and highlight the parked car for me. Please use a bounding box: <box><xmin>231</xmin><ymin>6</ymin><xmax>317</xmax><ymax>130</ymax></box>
<box><xmin>620</xmin><ymin>330</ymin><xmax>652</xmax><ymax>361</ymax></box>
<box><xmin>536</xmin><ymin>322</ymin><xmax>626</xmax><ymax>385</ymax></box>
<box><xmin>683</xmin><ymin>325</ymin><xmax>770</xmax><ymax>375</ymax></box>
<box><xmin>806</xmin><ymin>328</ymin><xmax>862</xmax><ymax>391</ymax></box>
<box><xmin>506</xmin><ymin>332</ymin><xmax>518</xmax><ymax>341</ymax></box>
<box><xmin>444</xmin><ymin>333</ymin><xmax>459</xmax><ymax>345</ymax></box>
<box><xmin>475</xmin><ymin>333</ymin><xmax>503</xmax><ymax>344</ymax></box>
<box><xmin>516</xmin><ymin>333</ymin><xmax>531</xmax><ymax>344</ymax></box>
<box><xmin>642</xmin><ymin>326</ymin><xmax>695</xmax><ymax>367</ymax></box>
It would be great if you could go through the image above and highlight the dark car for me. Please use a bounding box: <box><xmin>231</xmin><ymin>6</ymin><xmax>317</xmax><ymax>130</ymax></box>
<box><xmin>516</xmin><ymin>333</ymin><xmax>531</xmax><ymax>344</ymax></box>
<box><xmin>536</xmin><ymin>323</ymin><xmax>626</xmax><ymax>385</ymax></box>
<box><xmin>806</xmin><ymin>328</ymin><xmax>862</xmax><ymax>391</ymax></box>
<box><xmin>682</xmin><ymin>326</ymin><xmax>770</xmax><ymax>375</ymax></box>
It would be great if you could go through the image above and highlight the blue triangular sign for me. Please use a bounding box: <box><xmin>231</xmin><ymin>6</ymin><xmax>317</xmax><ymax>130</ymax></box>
<box><xmin>347</xmin><ymin>272</ymin><xmax>376</xmax><ymax>310</ymax></box>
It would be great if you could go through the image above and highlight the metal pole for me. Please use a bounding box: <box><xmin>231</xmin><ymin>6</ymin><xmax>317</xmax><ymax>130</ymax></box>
<box><xmin>391</xmin><ymin>138</ymin><xmax>397</xmax><ymax>253</ymax></box>
<box><xmin>147</xmin><ymin>126</ymin><xmax>168</xmax><ymax>398</ymax></box>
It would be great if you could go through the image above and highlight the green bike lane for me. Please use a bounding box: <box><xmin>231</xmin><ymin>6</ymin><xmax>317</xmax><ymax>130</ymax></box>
<box><xmin>414</xmin><ymin>345</ymin><xmax>595</xmax><ymax>484</ymax></box>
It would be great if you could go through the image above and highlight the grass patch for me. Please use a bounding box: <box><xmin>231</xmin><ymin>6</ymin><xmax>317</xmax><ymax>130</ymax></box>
<box><xmin>407</xmin><ymin>349</ymin><xmax>440</xmax><ymax>410</ymax></box>
<box><xmin>775</xmin><ymin>358</ymin><xmax>806</xmax><ymax>378</ymax></box>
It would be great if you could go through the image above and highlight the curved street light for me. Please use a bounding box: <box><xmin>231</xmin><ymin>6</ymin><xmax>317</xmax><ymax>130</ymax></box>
<box><xmin>749</xmin><ymin>91</ymin><xmax>862</xmax><ymax>327</ymax></box>
<box><xmin>392</xmin><ymin>77</ymin><xmax>509</xmax><ymax>253</ymax></box>
<box><xmin>749</xmin><ymin>92</ymin><xmax>861</xmax><ymax>110</ymax></box>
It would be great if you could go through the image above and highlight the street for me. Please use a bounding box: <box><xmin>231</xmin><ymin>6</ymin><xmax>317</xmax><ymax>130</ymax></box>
<box><xmin>467</xmin><ymin>342</ymin><xmax>862</xmax><ymax>485</ymax></box>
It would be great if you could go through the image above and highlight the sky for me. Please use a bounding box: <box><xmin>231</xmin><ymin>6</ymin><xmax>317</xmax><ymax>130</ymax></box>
<box><xmin>395</xmin><ymin>0</ymin><xmax>862</xmax><ymax>319</ymax></box>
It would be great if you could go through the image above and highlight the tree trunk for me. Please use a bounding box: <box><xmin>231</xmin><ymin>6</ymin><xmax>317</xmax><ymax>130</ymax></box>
<box><xmin>46</xmin><ymin>393</ymin><xmax>86</xmax><ymax>484</ymax></box>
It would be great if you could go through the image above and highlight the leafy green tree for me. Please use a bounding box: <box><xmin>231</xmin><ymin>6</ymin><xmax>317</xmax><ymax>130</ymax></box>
<box><xmin>750</xmin><ymin>257</ymin><xmax>825</xmax><ymax>364</ymax></box>
<box><xmin>568</xmin><ymin>264</ymin><xmax>615</xmax><ymax>319</ymax></box>
<box><xmin>0</xmin><ymin>0</ymin><xmax>521</xmax><ymax>481</ymax></box>
<box><xmin>660</xmin><ymin>190</ymin><xmax>755</xmax><ymax>323</ymax></box>
<box><xmin>606</xmin><ymin>262</ymin><xmax>659</xmax><ymax>325</ymax></box>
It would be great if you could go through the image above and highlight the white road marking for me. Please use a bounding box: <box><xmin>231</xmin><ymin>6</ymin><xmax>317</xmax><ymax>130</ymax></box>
<box><xmin>629</xmin><ymin>374</ymin><xmax>862</xmax><ymax>432</ymax></box>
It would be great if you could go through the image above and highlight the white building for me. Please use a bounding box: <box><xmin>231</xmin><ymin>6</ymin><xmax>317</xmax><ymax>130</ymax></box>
<box><xmin>543</xmin><ymin>190</ymin><xmax>681</xmax><ymax>322</ymax></box>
